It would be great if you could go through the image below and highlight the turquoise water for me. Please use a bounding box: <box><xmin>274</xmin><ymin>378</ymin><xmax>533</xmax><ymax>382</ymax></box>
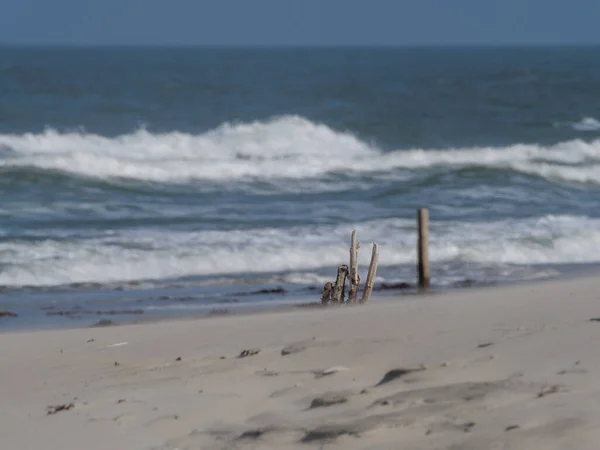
<box><xmin>2</xmin><ymin>46</ymin><xmax>600</xmax><ymax>328</ymax></box>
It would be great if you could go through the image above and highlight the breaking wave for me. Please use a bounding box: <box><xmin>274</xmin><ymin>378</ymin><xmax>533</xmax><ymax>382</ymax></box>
<box><xmin>2</xmin><ymin>116</ymin><xmax>600</xmax><ymax>186</ymax></box>
<box><xmin>2</xmin><ymin>215</ymin><xmax>600</xmax><ymax>287</ymax></box>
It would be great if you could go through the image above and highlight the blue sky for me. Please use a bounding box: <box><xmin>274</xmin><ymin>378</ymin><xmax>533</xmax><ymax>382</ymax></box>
<box><xmin>1</xmin><ymin>0</ymin><xmax>599</xmax><ymax>46</ymax></box>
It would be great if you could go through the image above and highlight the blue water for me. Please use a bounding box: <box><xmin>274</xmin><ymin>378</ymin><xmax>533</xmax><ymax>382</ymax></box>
<box><xmin>2</xmin><ymin>46</ymin><xmax>600</xmax><ymax>329</ymax></box>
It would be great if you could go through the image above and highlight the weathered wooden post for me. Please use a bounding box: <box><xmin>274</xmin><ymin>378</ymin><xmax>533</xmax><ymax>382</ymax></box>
<box><xmin>348</xmin><ymin>230</ymin><xmax>360</xmax><ymax>304</ymax></box>
<box><xmin>360</xmin><ymin>243</ymin><xmax>379</xmax><ymax>304</ymax></box>
<box><xmin>417</xmin><ymin>208</ymin><xmax>430</xmax><ymax>290</ymax></box>
<box><xmin>321</xmin><ymin>282</ymin><xmax>334</xmax><ymax>305</ymax></box>
<box><xmin>332</xmin><ymin>265</ymin><xmax>349</xmax><ymax>304</ymax></box>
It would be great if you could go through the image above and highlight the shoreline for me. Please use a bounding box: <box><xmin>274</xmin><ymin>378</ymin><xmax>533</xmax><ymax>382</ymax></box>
<box><xmin>1</xmin><ymin>265</ymin><xmax>598</xmax><ymax>334</ymax></box>
<box><xmin>0</xmin><ymin>264</ymin><xmax>600</xmax><ymax>334</ymax></box>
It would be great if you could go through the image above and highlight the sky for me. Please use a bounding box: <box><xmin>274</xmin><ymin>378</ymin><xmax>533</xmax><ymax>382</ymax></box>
<box><xmin>1</xmin><ymin>0</ymin><xmax>600</xmax><ymax>46</ymax></box>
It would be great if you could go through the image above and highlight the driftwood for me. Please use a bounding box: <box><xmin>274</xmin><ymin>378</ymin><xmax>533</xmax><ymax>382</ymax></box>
<box><xmin>417</xmin><ymin>208</ymin><xmax>430</xmax><ymax>290</ymax></box>
<box><xmin>332</xmin><ymin>265</ymin><xmax>349</xmax><ymax>304</ymax></box>
<box><xmin>318</xmin><ymin>208</ymin><xmax>432</xmax><ymax>307</ymax></box>
<box><xmin>321</xmin><ymin>282</ymin><xmax>334</xmax><ymax>304</ymax></box>
<box><xmin>360</xmin><ymin>243</ymin><xmax>379</xmax><ymax>304</ymax></box>
<box><xmin>348</xmin><ymin>230</ymin><xmax>360</xmax><ymax>304</ymax></box>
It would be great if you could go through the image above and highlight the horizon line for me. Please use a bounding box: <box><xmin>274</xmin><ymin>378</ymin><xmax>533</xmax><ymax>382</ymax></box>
<box><xmin>1</xmin><ymin>42</ymin><xmax>600</xmax><ymax>49</ymax></box>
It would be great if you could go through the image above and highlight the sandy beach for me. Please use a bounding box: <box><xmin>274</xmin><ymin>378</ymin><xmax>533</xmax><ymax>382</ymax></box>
<box><xmin>3</xmin><ymin>276</ymin><xmax>600</xmax><ymax>449</ymax></box>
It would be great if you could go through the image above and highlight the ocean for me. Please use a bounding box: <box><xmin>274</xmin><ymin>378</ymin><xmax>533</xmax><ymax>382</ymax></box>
<box><xmin>2</xmin><ymin>46</ymin><xmax>600</xmax><ymax>329</ymax></box>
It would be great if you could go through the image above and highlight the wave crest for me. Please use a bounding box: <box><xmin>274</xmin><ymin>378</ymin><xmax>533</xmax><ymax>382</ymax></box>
<box><xmin>2</xmin><ymin>116</ymin><xmax>600</xmax><ymax>186</ymax></box>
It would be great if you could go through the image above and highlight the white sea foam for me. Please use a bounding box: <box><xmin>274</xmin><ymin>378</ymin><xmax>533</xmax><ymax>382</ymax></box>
<box><xmin>572</xmin><ymin>117</ymin><xmax>600</xmax><ymax>131</ymax></box>
<box><xmin>2</xmin><ymin>116</ymin><xmax>600</xmax><ymax>186</ymax></box>
<box><xmin>1</xmin><ymin>215</ymin><xmax>600</xmax><ymax>287</ymax></box>
<box><xmin>0</xmin><ymin>116</ymin><xmax>374</xmax><ymax>183</ymax></box>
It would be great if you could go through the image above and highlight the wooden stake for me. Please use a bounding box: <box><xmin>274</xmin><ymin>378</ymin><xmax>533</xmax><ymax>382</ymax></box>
<box><xmin>332</xmin><ymin>265</ymin><xmax>349</xmax><ymax>304</ymax></box>
<box><xmin>321</xmin><ymin>282</ymin><xmax>333</xmax><ymax>305</ymax></box>
<box><xmin>360</xmin><ymin>243</ymin><xmax>379</xmax><ymax>304</ymax></box>
<box><xmin>348</xmin><ymin>230</ymin><xmax>360</xmax><ymax>304</ymax></box>
<box><xmin>418</xmin><ymin>208</ymin><xmax>430</xmax><ymax>290</ymax></box>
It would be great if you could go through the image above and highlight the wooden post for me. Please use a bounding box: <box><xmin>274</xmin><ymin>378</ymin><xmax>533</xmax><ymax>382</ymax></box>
<box><xmin>332</xmin><ymin>265</ymin><xmax>349</xmax><ymax>304</ymax></box>
<box><xmin>348</xmin><ymin>230</ymin><xmax>360</xmax><ymax>304</ymax></box>
<box><xmin>418</xmin><ymin>208</ymin><xmax>430</xmax><ymax>290</ymax></box>
<box><xmin>360</xmin><ymin>243</ymin><xmax>379</xmax><ymax>304</ymax></box>
<box><xmin>321</xmin><ymin>282</ymin><xmax>333</xmax><ymax>305</ymax></box>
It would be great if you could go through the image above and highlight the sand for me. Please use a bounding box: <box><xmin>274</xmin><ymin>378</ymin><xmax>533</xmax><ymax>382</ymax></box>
<box><xmin>3</xmin><ymin>275</ymin><xmax>600</xmax><ymax>449</ymax></box>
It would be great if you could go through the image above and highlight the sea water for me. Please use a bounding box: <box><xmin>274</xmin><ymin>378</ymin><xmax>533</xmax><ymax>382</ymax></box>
<box><xmin>2</xmin><ymin>46</ymin><xmax>600</xmax><ymax>328</ymax></box>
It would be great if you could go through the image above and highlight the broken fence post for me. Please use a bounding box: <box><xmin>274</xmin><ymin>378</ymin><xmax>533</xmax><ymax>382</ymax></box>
<box><xmin>332</xmin><ymin>264</ymin><xmax>349</xmax><ymax>304</ymax></box>
<box><xmin>360</xmin><ymin>243</ymin><xmax>379</xmax><ymax>304</ymax></box>
<box><xmin>348</xmin><ymin>230</ymin><xmax>360</xmax><ymax>304</ymax></box>
<box><xmin>418</xmin><ymin>208</ymin><xmax>430</xmax><ymax>290</ymax></box>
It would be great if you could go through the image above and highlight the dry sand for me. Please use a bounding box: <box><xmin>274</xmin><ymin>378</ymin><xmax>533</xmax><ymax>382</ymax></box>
<box><xmin>3</xmin><ymin>276</ymin><xmax>600</xmax><ymax>449</ymax></box>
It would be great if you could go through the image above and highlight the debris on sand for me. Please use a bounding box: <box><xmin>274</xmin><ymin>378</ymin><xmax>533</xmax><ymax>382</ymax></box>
<box><xmin>463</xmin><ymin>421</ymin><xmax>476</xmax><ymax>432</ymax></box>
<box><xmin>314</xmin><ymin>366</ymin><xmax>349</xmax><ymax>379</ymax></box>
<box><xmin>477</xmin><ymin>342</ymin><xmax>494</xmax><ymax>348</ymax></box>
<box><xmin>47</xmin><ymin>403</ymin><xmax>74</xmax><ymax>415</ymax></box>
<box><xmin>537</xmin><ymin>384</ymin><xmax>562</xmax><ymax>398</ymax></box>
<box><xmin>281</xmin><ymin>344</ymin><xmax>306</xmax><ymax>356</ymax></box>
<box><xmin>238</xmin><ymin>349</ymin><xmax>260</xmax><ymax>358</ymax></box>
